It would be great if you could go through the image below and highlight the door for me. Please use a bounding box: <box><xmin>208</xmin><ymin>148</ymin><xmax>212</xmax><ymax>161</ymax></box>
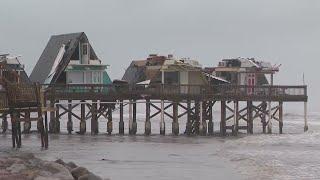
<box><xmin>247</xmin><ymin>73</ymin><xmax>255</xmax><ymax>95</ymax></box>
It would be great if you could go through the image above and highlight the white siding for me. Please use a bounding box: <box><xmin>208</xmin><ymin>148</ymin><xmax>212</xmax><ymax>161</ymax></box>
<box><xmin>85</xmin><ymin>71</ymin><xmax>92</xmax><ymax>84</ymax></box>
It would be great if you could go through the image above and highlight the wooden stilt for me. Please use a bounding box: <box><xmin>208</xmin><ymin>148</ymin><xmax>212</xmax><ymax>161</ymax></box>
<box><xmin>267</xmin><ymin>101</ymin><xmax>272</xmax><ymax>134</ymax></box>
<box><xmin>10</xmin><ymin>111</ymin><xmax>21</xmax><ymax>148</ymax></box>
<box><xmin>279</xmin><ymin>101</ymin><xmax>283</xmax><ymax>134</ymax></box>
<box><xmin>129</xmin><ymin>100</ymin><xmax>133</xmax><ymax>135</ymax></box>
<box><xmin>44</xmin><ymin>107</ymin><xmax>49</xmax><ymax>149</ymax></box>
<box><xmin>185</xmin><ymin>100</ymin><xmax>192</xmax><ymax>135</ymax></box>
<box><xmin>233</xmin><ymin>101</ymin><xmax>238</xmax><ymax>136</ymax></box>
<box><xmin>11</xmin><ymin>112</ymin><xmax>17</xmax><ymax>148</ymax></box>
<box><xmin>199</xmin><ymin>101</ymin><xmax>207</xmax><ymax>136</ymax></box>
<box><xmin>220</xmin><ymin>101</ymin><xmax>226</xmax><ymax>136</ymax></box>
<box><xmin>2</xmin><ymin>114</ymin><xmax>8</xmax><ymax>133</ymax></box>
<box><xmin>16</xmin><ymin>116</ymin><xmax>22</xmax><ymax>148</ymax></box>
<box><xmin>194</xmin><ymin>101</ymin><xmax>200</xmax><ymax>135</ymax></box>
<box><xmin>79</xmin><ymin>100</ymin><xmax>86</xmax><ymax>134</ymax></box>
<box><xmin>132</xmin><ymin>100</ymin><xmax>137</xmax><ymax>135</ymax></box>
<box><xmin>145</xmin><ymin>99</ymin><xmax>151</xmax><ymax>135</ymax></box>
<box><xmin>67</xmin><ymin>100</ymin><xmax>73</xmax><ymax>134</ymax></box>
<box><xmin>247</xmin><ymin>101</ymin><xmax>253</xmax><ymax>134</ymax></box>
<box><xmin>203</xmin><ymin>101</ymin><xmax>209</xmax><ymax>135</ymax></box>
<box><xmin>91</xmin><ymin>100</ymin><xmax>98</xmax><ymax>135</ymax></box>
<box><xmin>172</xmin><ymin>102</ymin><xmax>179</xmax><ymax>135</ymax></box>
<box><xmin>119</xmin><ymin>100</ymin><xmax>124</xmax><ymax>135</ymax></box>
<box><xmin>17</xmin><ymin>117</ymin><xmax>22</xmax><ymax>148</ymax></box>
<box><xmin>160</xmin><ymin>100</ymin><xmax>165</xmax><ymax>135</ymax></box>
<box><xmin>261</xmin><ymin>101</ymin><xmax>267</xmax><ymax>133</ymax></box>
<box><xmin>107</xmin><ymin>104</ymin><xmax>113</xmax><ymax>135</ymax></box>
<box><xmin>304</xmin><ymin>101</ymin><xmax>308</xmax><ymax>132</ymax></box>
<box><xmin>208</xmin><ymin>101</ymin><xmax>214</xmax><ymax>135</ymax></box>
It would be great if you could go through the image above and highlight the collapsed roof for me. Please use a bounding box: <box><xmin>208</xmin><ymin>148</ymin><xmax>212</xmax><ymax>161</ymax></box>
<box><xmin>122</xmin><ymin>54</ymin><xmax>229</xmax><ymax>85</ymax></box>
<box><xmin>218</xmin><ymin>57</ymin><xmax>280</xmax><ymax>73</ymax></box>
<box><xmin>0</xmin><ymin>54</ymin><xmax>31</xmax><ymax>84</ymax></box>
<box><xmin>30</xmin><ymin>32</ymin><xmax>99</xmax><ymax>84</ymax></box>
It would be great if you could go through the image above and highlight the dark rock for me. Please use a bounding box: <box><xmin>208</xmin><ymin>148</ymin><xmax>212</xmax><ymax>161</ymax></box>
<box><xmin>67</xmin><ymin>161</ymin><xmax>78</xmax><ymax>169</ymax></box>
<box><xmin>55</xmin><ymin>159</ymin><xmax>66</xmax><ymax>166</ymax></box>
<box><xmin>71</xmin><ymin>166</ymin><xmax>89</xmax><ymax>179</ymax></box>
<box><xmin>78</xmin><ymin>173</ymin><xmax>103</xmax><ymax>180</ymax></box>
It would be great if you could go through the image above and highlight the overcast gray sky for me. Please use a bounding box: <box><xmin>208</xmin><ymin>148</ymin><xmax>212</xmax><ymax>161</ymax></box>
<box><xmin>1</xmin><ymin>0</ymin><xmax>319</xmax><ymax>112</ymax></box>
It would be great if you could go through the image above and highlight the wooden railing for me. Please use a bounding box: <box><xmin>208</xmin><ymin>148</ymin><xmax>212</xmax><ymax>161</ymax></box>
<box><xmin>6</xmin><ymin>83</ymin><xmax>40</xmax><ymax>108</ymax></box>
<box><xmin>44</xmin><ymin>84</ymin><xmax>308</xmax><ymax>102</ymax></box>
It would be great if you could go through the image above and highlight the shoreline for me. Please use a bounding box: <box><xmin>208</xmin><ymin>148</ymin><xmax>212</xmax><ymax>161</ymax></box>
<box><xmin>0</xmin><ymin>152</ymin><xmax>105</xmax><ymax>180</ymax></box>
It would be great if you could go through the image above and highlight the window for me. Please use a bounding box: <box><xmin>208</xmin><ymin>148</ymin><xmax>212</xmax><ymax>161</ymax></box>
<box><xmin>82</xmin><ymin>44</ymin><xmax>88</xmax><ymax>55</ymax></box>
<box><xmin>92</xmin><ymin>71</ymin><xmax>101</xmax><ymax>84</ymax></box>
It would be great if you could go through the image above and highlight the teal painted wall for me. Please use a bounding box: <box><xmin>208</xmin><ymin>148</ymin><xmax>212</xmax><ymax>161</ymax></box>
<box><xmin>103</xmin><ymin>71</ymin><xmax>112</xmax><ymax>84</ymax></box>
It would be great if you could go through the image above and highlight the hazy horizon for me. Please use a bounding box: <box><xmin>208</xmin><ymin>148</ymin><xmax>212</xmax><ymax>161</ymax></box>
<box><xmin>1</xmin><ymin>0</ymin><xmax>319</xmax><ymax>112</ymax></box>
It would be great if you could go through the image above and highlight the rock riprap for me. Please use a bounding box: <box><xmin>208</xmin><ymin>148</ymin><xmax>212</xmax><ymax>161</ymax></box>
<box><xmin>0</xmin><ymin>153</ymin><xmax>105</xmax><ymax>180</ymax></box>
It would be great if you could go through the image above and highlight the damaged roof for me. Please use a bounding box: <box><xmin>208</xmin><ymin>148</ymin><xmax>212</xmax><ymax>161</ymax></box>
<box><xmin>29</xmin><ymin>32</ymin><xmax>98</xmax><ymax>84</ymax></box>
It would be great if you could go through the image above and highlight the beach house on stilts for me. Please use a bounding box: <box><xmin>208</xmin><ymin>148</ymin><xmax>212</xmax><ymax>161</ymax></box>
<box><xmin>30</xmin><ymin>32</ymin><xmax>111</xmax><ymax>85</ymax></box>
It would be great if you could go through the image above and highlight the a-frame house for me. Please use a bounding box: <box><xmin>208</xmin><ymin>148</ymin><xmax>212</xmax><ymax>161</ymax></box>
<box><xmin>30</xmin><ymin>32</ymin><xmax>111</xmax><ymax>85</ymax></box>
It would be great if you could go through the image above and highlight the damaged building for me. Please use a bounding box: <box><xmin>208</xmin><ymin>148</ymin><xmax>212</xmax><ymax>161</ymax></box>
<box><xmin>30</xmin><ymin>32</ymin><xmax>112</xmax><ymax>85</ymax></box>
<box><xmin>122</xmin><ymin>54</ymin><xmax>228</xmax><ymax>86</ymax></box>
<box><xmin>0</xmin><ymin>54</ymin><xmax>30</xmax><ymax>85</ymax></box>
<box><xmin>207</xmin><ymin>57</ymin><xmax>280</xmax><ymax>86</ymax></box>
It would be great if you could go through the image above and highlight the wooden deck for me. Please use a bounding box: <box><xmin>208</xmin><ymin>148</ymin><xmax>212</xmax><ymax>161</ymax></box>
<box><xmin>44</xmin><ymin>84</ymin><xmax>308</xmax><ymax>102</ymax></box>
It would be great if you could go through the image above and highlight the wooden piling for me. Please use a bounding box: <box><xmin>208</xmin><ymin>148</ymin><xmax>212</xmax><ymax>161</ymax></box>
<box><xmin>17</xmin><ymin>117</ymin><xmax>22</xmax><ymax>148</ymax></box>
<box><xmin>11</xmin><ymin>112</ymin><xmax>17</xmax><ymax>148</ymax></box>
<box><xmin>233</xmin><ymin>101</ymin><xmax>238</xmax><ymax>136</ymax></box>
<box><xmin>208</xmin><ymin>101</ymin><xmax>214</xmax><ymax>135</ymax></box>
<box><xmin>261</xmin><ymin>101</ymin><xmax>267</xmax><ymax>133</ymax></box>
<box><xmin>80</xmin><ymin>100</ymin><xmax>86</xmax><ymax>134</ymax></box>
<box><xmin>185</xmin><ymin>100</ymin><xmax>192</xmax><ymax>135</ymax></box>
<box><xmin>304</xmin><ymin>101</ymin><xmax>308</xmax><ymax>132</ymax></box>
<box><xmin>119</xmin><ymin>100</ymin><xmax>124</xmax><ymax>135</ymax></box>
<box><xmin>194</xmin><ymin>101</ymin><xmax>200</xmax><ymax>135</ymax></box>
<box><xmin>279</xmin><ymin>101</ymin><xmax>283</xmax><ymax>134</ymax></box>
<box><xmin>129</xmin><ymin>100</ymin><xmax>133</xmax><ymax>135</ymax></box>
<box><xmin>67</xmin><ymin>100</ymin><xmax>73</xmax><ymax>134</ymax></box>
<box><xmin>160</xmin><ymin>100</ymin><xmax>165</xmax><ymax>135</ymax></box>
<box><xmin>267</xmin><ymin>101</ymin><xmax>272</xmax><ymax>134</ymax></box>
<box><xmin>132</xmin><ymin>100</ymin><xmax>137</xmax><ymax>135</ymax></box>
<box><xmin>91</xmin><ymin>100</ymin><xmax>98</xmax><ymax>135</ymax></box>
<box><xmin>1</xmin><ymin>114</ymin><xmax>8</xmax><ymax>133</ymax></box>
<box><xmin>247</xmin><ymin>101</ymin><xmax>253</xmax><ymax>134</ymax></box>
<box><xmin>11</xmin><ymin>111</ymin><xmax>21</xmax><ymax>148</ymax></box>
<box><xmin>199</xmin><ymin>101</ymin><xmax>207</xmax><ymax>136</ymax></box>
<box><xmin>203</xmin><ymin>101</ymin><xmax>209</xmax><ymax>135</ymax></box>
<box><xmin>172</xmin><ymin>102</ymin><xmax>179</xmax><ymax>135</ymax></box>
<box><xmin>145</xmin><ymin>99</ymin><xmax>151</xmax><ymax>135</ymax></box>
<box><xmin>44</xmin><ymin>106</ymin><xmax>49</xmax><ymax>149</ymax></box>
<box><xmin>220</xmin><ymin>101</ymin><xmax>226</xmax><ymax>136</ymax></box>
<box><xmin>107</xmin><ymin>104</ymin><xmax>113</xmax><ymax>135</ymax></box>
